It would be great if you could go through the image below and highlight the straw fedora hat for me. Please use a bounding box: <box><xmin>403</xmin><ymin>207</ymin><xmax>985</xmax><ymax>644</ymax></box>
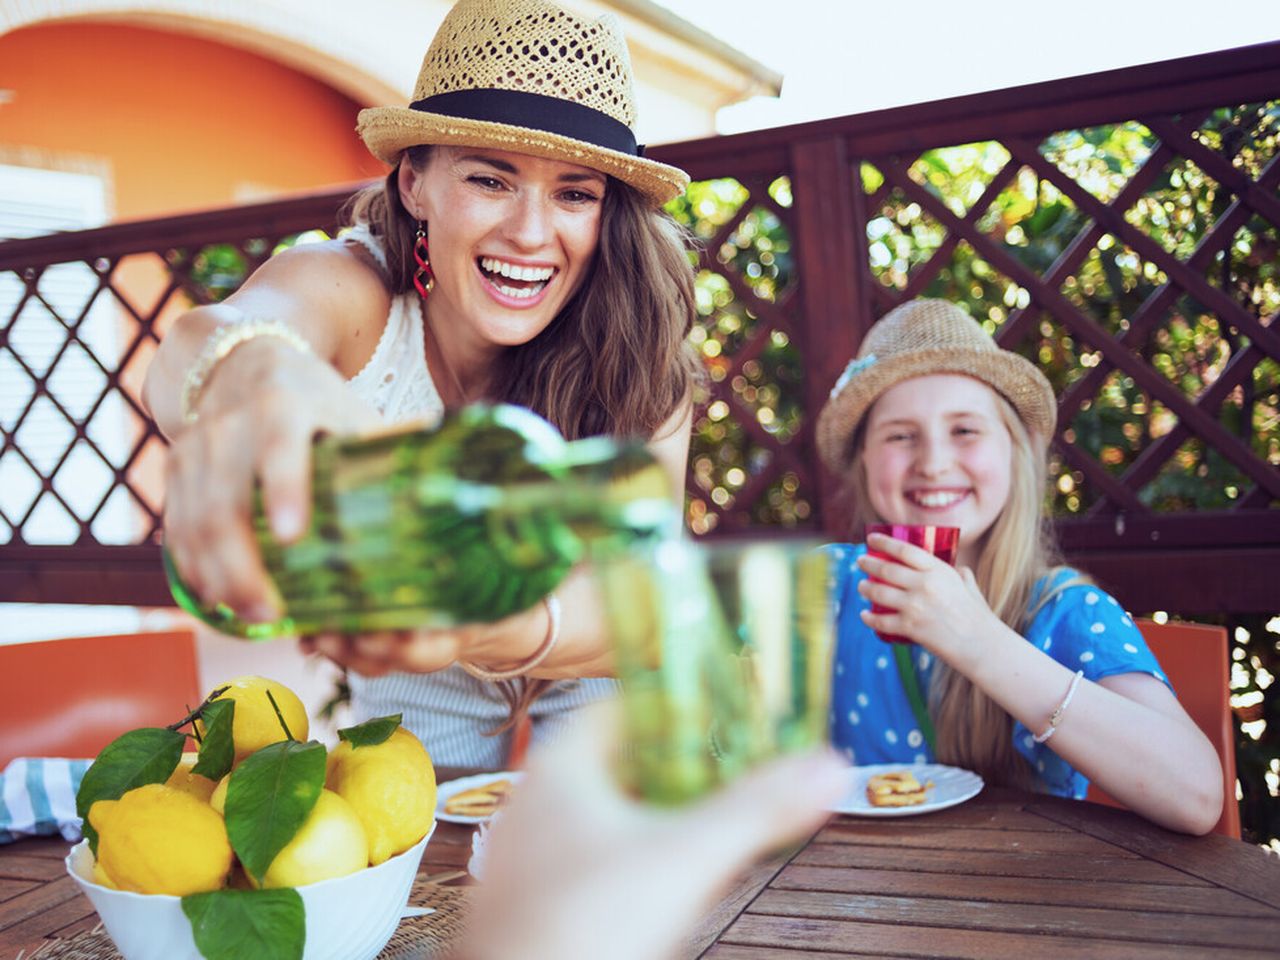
<box><xmin>815</xmin><ymin>299</ymin><xmax>1057</xmax><ymax>472</ymax></box>
<box><xmin>357</xmin><ymin>0</ymin><xmax>689</xmax><ymax>206</ymax></box>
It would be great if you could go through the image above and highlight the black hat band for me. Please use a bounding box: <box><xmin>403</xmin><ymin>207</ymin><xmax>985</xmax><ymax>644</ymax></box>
<box><xmin>411</xmin><ymin>88</ymin><xmax>642</xmax><ymax>157</ymax></box>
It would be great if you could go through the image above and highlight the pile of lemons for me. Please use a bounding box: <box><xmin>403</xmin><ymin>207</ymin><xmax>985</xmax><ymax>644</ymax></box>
<box><xmin>85</xmin><ymin>676</ymin><xmax>437</xmax><ymax>896</ymax></box>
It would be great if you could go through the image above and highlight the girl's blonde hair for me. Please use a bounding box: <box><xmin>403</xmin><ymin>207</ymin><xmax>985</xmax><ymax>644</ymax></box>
<box><xmin>846</xmin><ymin>388</ymin><xmax>1083</xmax><ymax>788</ymax></box>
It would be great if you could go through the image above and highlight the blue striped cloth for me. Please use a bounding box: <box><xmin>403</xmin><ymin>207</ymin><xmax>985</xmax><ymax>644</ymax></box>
<box><xmin>0</xmin><ymin>758</ymin><xmax>92</xmax><ymax>844</ymax></box>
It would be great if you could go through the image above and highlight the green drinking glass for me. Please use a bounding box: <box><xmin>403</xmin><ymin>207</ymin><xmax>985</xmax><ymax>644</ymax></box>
<box><xmin>597</xmin><ymin>538</ymin><xmax>836</xmax><ymax>805</ymax></box>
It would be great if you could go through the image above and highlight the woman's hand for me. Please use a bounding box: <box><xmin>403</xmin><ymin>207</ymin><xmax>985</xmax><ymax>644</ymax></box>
<box><xmin>163</xmin><ymin>337</ymin><xmax>381</xmax><ymax>624</ymax></box>
<box><xmin>300</xmin><ymin>598</ymin><xmax>548</xmax><ymax>677</ymax></box>
<box><xmin>455</xmin><ymin>702</ymin><xmax>848</xmax><ymax>960</ymax></box>
<box><xmin>855</xmin><ymin>532</ymin><xmax>1001</xmax><ymax>671</ymax></box>
<box><xmin>300</xmin><ymin>630</ymin><xmax>462</xmax><ymax>677</ymax></box>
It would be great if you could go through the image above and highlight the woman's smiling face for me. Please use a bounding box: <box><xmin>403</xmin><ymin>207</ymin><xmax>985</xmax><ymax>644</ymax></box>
<box><xmin>861</xmin><ymin>373</ymin><xmax>1014</xmax><ymax>565</ymax></box>
<box><xmin>400</xmin><ymin>146</ymin><xmax>606</xmax><ymax>351</ymax></box>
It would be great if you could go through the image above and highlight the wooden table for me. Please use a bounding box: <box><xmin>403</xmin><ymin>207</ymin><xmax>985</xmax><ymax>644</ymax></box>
<box><xmin>687</xmin><ymin>786</ymin><xmax>1280</xmax><ymax>959</ymax></box>
<box><xmin>3</xmin><ymin>785</ymin><xmax>1278</xmax><ymax>959</ymax></box>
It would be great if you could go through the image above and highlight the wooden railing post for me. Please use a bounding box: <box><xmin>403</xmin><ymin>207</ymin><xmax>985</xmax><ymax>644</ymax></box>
<box><xmin>787</xmin><ymin>135</ymin><xmax>867</xmax><ymax>537</ymax></box>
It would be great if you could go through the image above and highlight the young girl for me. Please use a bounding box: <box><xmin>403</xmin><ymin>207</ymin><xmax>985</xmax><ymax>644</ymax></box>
<box><xmin>815</xmin><ymin>299</ymin><xmax>1223</xmax><ymax>835</ymax></box>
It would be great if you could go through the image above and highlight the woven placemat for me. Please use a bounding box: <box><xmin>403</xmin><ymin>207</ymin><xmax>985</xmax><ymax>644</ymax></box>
<box><xmin>378</xmin><ymin>882</ymin><xmax>472</xmax><ymax>959</ymax></box>
<box><xmin>23</xmin><ymin>883</ymin><xmax>472</xmax><ymax>960</ymax></box>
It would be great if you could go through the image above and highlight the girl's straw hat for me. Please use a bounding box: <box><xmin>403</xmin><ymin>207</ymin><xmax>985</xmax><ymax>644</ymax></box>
<box><xmin>816</xmin><ymin>299</ymin><xmax>1058</xmax><ymax>472</ymax></box>
<box><xmin>357</xmin><ymin>0</ymin><xmax>689</xmax><ymax>206</ymax></box>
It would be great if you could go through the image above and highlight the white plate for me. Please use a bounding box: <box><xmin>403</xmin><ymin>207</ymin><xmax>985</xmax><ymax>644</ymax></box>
<box><xmin>436</xmin><ymin>771</ymin><xmax>523</xmax><ymax>824</ymax></box>
<box><xmin>831</xmin><ymin>762</ymin><xmax>984</xmax><ymax>817</ymax></box>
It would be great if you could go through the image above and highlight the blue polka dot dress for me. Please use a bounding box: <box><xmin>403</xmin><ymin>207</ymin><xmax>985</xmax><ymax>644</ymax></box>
<box><xmin>825</xmin><ymin>543</ymin><xmax>1171</xmax><ymax>798</ymax></box>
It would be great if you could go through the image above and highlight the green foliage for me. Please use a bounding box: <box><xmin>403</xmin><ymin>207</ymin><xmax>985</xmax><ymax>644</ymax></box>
<box><xmin>223</xmin><ymin>740</ymin><xmax>327</xmax><ymax>884</ymax></box>
<box><xmin>174</xmin><ymin>232</ymin><xmax>331</xmax><ymax>304</ymax></box>
<box><xmin>74</xmin><ymin>727</ymin><xmax>186</xmax><ymax>855</ymax></box>
<box><xmin>337</xmin><ymin>713</ymin><xmax>402</xmax><ymax>748</ymax></box>
<box><xmin>667</xmin><ymin>177</ymin><xmax>808</xmax><ymax>533</ymax></box>
<box><xmin>183</xmin><ymin>888</ymin><xmax>305</xmax><ymax>960</ymax></box>
<box><xmin>1226</xmin><ymin>614</ymin><xmax>1280</xmax><ymax>850</ymax></box>
<box><xmin>191</xmin><ymin>699</ymin><xmax>235</xmax><ymax>782</ymax></box>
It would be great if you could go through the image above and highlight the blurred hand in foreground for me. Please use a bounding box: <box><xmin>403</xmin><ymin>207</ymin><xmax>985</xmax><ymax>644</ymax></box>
<box><xmin>454</xmin><ymin>702</ymin><xmax>849</xmax><ymax>960</ymax></box>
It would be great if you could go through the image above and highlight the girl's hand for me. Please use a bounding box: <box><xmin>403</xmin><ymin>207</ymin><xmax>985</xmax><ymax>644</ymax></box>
<box><xmin>855</xmin><ymin>532</ymin><xmax>999</xmax><ymax>671</ymax></box>
<box><xmin>163</xmin><ymin>339</ymin><xmax>381</xmax><ymax>624</ymax></box>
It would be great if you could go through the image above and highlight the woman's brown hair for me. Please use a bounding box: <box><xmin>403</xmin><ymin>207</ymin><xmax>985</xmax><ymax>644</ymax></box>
<box><xmin>343</xmin><ymin>146</ymin><xmax>700</xmax><ymax>440</ymax></box>
<box><xmin>343</xmin><ymin>145</ymin><xmax>701</xmax><ymax>739</ymax></box>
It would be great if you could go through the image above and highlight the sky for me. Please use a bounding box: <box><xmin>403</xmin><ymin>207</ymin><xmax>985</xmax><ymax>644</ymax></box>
<box><xmin>655</xmin><ymin>0</ymin><xmax>1280</xmax><ymax>134</ymax></box>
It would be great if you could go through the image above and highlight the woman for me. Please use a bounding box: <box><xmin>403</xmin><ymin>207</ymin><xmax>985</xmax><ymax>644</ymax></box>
<box><xmin>144</xmin><ymin>0</ymin><xmax>700</xmax><ymax>768</ymax></box>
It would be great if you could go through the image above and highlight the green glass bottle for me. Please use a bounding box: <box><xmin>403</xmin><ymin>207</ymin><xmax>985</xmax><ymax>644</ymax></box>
<box><xmin>165</xmin><ymin>404</ymin><xmax>677</xmax><ymax>639</ymax></box>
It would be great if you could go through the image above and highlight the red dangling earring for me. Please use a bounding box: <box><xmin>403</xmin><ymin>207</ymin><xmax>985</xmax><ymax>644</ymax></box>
<box><xmin>412</xmin><ymin>221</ymin><xmax>435</xmax><ymax>298</ymax></box>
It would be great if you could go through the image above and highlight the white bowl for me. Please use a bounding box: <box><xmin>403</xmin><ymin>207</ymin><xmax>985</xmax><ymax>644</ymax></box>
<box><xmin>65</xmin><ymin>824</ymin><xmax>434</xmax><ymax>960</ymax></box>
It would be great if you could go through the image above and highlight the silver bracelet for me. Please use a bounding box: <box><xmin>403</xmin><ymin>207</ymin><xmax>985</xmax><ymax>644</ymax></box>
<box><xmin>180</xmin><ymin>319</ymin><xmax>312</xmax><ymax>424</ymax></box>
<box><xmin>459</xmin><ymin>594</ymin><xmax>561</xmax><ymax>682</ymax></box>
<box><xmin>1033</xmin><ymin>669</ymin><xmax>1084</xmax><ymax>744</ymax></box>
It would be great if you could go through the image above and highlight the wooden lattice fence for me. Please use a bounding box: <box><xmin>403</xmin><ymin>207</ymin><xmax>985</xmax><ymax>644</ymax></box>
<box><xmin>1</xmin><ymin>42</ymin><xmax>1277</xmax><ymax>617</ymax></box>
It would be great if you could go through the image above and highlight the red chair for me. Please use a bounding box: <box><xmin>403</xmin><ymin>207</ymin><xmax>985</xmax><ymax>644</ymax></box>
<box><xmin>1085</xmin><ymin>619</ymin><xmax>1240</xmax><ymax>838</ymax></box>
<box><xmin>0</xmin><ymin>630</ymin><xmax>202</xmax><ymax>766</ymax></box>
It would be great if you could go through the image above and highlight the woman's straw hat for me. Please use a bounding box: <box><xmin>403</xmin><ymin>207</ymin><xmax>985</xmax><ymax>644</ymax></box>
<box><xmin>357</xmin><ymin>0</ymin><xmax>689</xmax><ymax>206</ymax></box>
<box><xmin>815</xmin><ymin>299</ymin><xmax>1057</xmax><ymax>472</ymax></box>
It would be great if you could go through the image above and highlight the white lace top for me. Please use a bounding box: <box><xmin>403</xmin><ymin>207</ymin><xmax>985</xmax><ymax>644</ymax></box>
<box><xmin>344</xmin><ymin>227</ymin><xmax>445</xmax><ymax>427</ymax></box>
<box><xmin>340</xmin><ymin>225</ymin><xmax>617</xmax><ymax>769</ymax></box>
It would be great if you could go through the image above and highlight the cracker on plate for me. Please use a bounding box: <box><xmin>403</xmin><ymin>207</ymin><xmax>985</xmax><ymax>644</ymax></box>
<box><xmin>444</xmin><ymin>778</ymin><xmax>514</xmax><ymax>818</ymax></box>
<box><xmin>865</xmin><ymin>770</ymin><xmax>931</xmax><ymax>807</ymax></box>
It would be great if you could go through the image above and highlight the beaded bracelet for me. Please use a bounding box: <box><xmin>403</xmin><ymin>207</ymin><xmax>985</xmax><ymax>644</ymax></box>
<box><xmin>460</xmin><ymin>594</ymin><xmax>562</xmax><ymax>682</ymax></box>
<box><xmin>180</xmin><ymin>319</ymin><xmax>313</xmax><ymax>425</ymax></box>
<box><xmin>1033</xmin><ymin>669</ymin><xmax>1084</xmax><ymax>744</ymax></box>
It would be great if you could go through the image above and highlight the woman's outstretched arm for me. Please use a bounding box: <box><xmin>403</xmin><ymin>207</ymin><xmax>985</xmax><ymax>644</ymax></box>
<box><xmin>143</xmin><ymin>242</ymin><xmax>386</xmax><ymax>622</ymax></box>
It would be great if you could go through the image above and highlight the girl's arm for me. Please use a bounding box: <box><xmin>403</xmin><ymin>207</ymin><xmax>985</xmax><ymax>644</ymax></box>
<box><xmin>857</xmin><ymin>535</ymin><xmax>1223</xmax><ymax>835</ymax></box>
<box><xmin>963</xmin><ymin>625</ymin><xmax>1222</xmax><ymax>835</ymax></box>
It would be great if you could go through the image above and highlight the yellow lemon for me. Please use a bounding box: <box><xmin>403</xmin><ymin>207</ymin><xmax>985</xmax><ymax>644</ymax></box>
<box><xmin>88</xmin><ymin>783</ymin><xmax>233</xmax><ymax>896</ymax></box>
<box><xmin>90</xmin><ymin>860</ymin><xmax>117</xmax><ymax>890</ymax></box>
<box><xmin>165</xmin><ymin>752</ymin><xmax>218</xmax><ymax>803</ymax></box>
<box><xmin>255</xmin><ymin>789</ymin><xmax>368</xmax><ymax>888</ymax></box>
<box><xmin>198</xmin><ymin>676</ymin><xmax>309</xmax><ymax>763</ymax></box>
<box><xmin>326</xmin><ymin>727</ymin><xmax>436</xmax><ymax>866</ymax></box>
<box><xmin>209</xmin><ymin>774</ymin><xmax>229</xmax><ymax>814</ymax></box>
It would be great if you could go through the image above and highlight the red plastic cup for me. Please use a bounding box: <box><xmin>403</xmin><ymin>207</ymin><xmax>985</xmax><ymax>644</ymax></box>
<box><xmin>865</xmin><ymin>523</ymin><xmax>960</xmax><ymax>643</ymax></box>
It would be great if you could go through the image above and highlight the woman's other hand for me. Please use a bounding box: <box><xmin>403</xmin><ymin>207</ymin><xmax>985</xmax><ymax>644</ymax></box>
<box><xmin>301</xmin><ymin>569</ymin><xmax>611</xmax><ymax>680</ymax></box>
<box><xmin>301</xmin><ymin>625</ymin><xmax>467</xmax><ymax>677</ymax></box>
<box><xmin>455</xmin><ymin>702</ymin><xmax>848</xmax><ymax>960</ymax></box>
<box><xmin>300</xmin><ymin>591</ymin><xmax>551</xmax><ymax>676</ymax></box>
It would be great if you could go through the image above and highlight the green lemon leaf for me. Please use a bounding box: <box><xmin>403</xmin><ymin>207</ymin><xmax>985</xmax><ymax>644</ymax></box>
<box><xmin>182</xmin><ymin>887</ymin><xmax>304</xmax><ymax>960</ymax></box>
<box><xmin>75</xmin><ymin>727</ymin><xmax>186</xmax><ymax>855</ymax></box>
<box><xmin>225</xmin><ymin>739</ymin><xmax>326</xmax><ymax>883</ymax></box>
<box><xmin>192</xmin><ymin>699</ymin><xmax>235</xmax><ymax>781</ymax></box>
<box><xmin>336</xmin><ymin>713</ymin><xmax>402</xmax><ymax>748</ymax></box>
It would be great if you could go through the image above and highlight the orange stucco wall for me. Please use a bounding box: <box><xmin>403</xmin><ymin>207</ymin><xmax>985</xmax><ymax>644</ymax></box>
<box><xmin>0</xmin><ymin>21</ymin><xmax>387</xmax><ymax>220</ymax></box>
<box><xmin>1</xmin><ymin>21</ymin><xmax>390</xmax><ymax>547</ymax></box>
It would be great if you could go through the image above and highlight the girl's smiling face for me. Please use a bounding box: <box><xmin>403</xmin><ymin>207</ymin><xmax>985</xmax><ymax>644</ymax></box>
<box><xmin>399</xmin><ymin>146</ymin><xmax>606</xmax><ymax>354</ymax></box>
<box><xmin>861</xmin><ymin>374</ymin><xmax>1013</xmax><ymax>566</ymax></box>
